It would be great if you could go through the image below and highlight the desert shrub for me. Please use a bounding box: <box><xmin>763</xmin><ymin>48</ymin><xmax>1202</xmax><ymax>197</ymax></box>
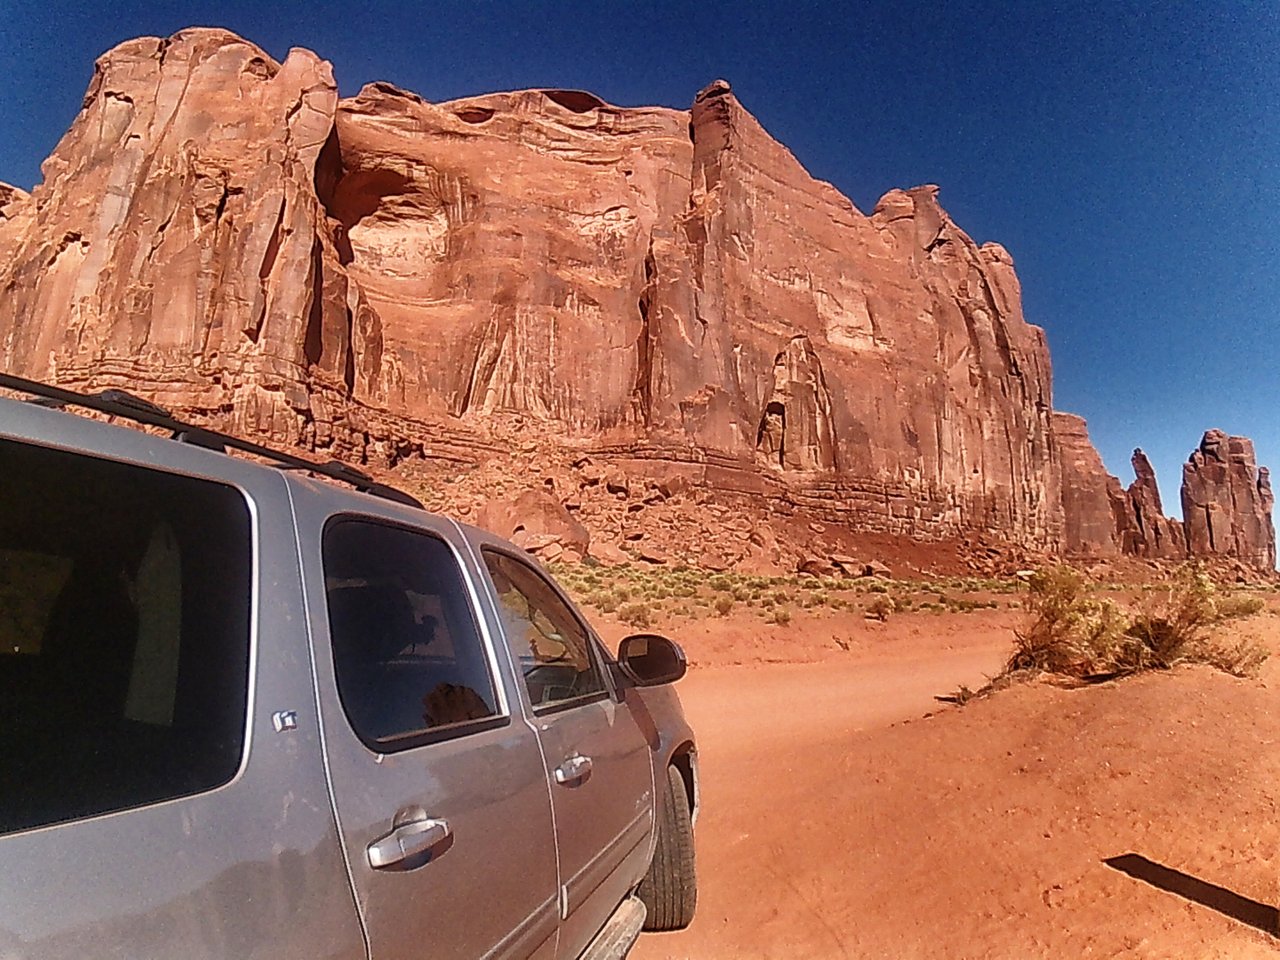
<box><xmin>708</xmin><ymin>575</ymin><xmax>732</xmax><ymax>593</ymax></box>
<box><xmin>771</xmin><ymin>606</ymin><xmax>792</xmax><ymax>625</ymax></box>
<box><xmin>1200</xmin><ymin>636</ymin><xmax>1270</xmax><ymax>678</ymax></box>
<box><xmin>618</xmin><ymin>602</ymin><xmax>653</xmax><ymax>629</ymax></box>
<box><xmin>596</xmin><ymin>591</ymin><xmax>620</xmax><ymax>614</ymax></box>
<box><xmin>713</xmin><ymin>595</ymin><xmax>734</xmax><ymax>616</ymax></box>
<box><xmin>1007</xmin><ymin>566</ymin><xmax>1129</xmax><ymax>676</ymax></box>
<box><xmin>867</xmin><ymin>581</ymin><xmax>889</xmax><ymax>594</ymax></box>
<box><xmin>865</xmin><ymin>595</ymin><xmax>896</xmax><ymax>621</ymax></box>
<box><xmin>1215</xmin><ymin>595</ymin><xmax>1265</xmax><ymax>621</ymax></box>
<box><xmin>731</xmin><ymin>585</ymin><xmax>752</xmax><ymax>602</ymax></box>
<box><xmin>1005</xmin><ymin>563</ymin><xmax>1269</xmax><ymax>682</ymax></box>
<box><xmin>1121</xmin><ymin>566</ymin><xmax>1217</xmax><ymax>671</ymax></box>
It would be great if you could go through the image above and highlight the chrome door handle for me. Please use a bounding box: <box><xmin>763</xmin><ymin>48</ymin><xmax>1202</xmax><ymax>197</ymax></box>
<box><xmin>367</xmin><ymin>816</ymin><xmax>451</xmax><ymax>869</ymax></box>
<box><xmin>554</xmin><ymin>753</ymin><xmax>593</xmax><ymax>785</ymax></box>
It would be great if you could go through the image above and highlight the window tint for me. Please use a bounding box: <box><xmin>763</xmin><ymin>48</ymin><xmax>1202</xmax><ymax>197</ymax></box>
<box><xmin>0</xmin><ymin>438</ymin><xmax>252</xmax><ymax>836</ymax></box>
<box><xmin>323</xmin><ymin>520</ymin><xmax>499</xmax><ymax>749</ymax></box>
<box><xmin>481</xmin><ymin>550</ymin><xmax>607</xmax><ymax>710</ymax></box>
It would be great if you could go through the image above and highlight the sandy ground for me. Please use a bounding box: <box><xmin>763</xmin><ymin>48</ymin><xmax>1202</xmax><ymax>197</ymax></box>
<box><xmin>628</xmin><ymin>599</ymin><xmax>1280</xmax><ymax>959</ymax></box>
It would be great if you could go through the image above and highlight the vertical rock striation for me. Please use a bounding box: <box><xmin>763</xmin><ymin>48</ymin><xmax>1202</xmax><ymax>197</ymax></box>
<box><xmin>1052</xmin><ymin>413</ymin><xmax>1119</xmax><ymax>556</ymax></box>
<box><xmin>1182</xmin><ymin>431</ymin><xmax>1275</xmax><ymax>569</ymax></box>
<box><xmin>0</xmin><ymin>29</ymin><xmax>382</xmax><ymax>450</ymax></box>
<box><xmin>1112</xmin><ymin>450</ymin><xmax>1186</xmax><ymax>560</ymax></box>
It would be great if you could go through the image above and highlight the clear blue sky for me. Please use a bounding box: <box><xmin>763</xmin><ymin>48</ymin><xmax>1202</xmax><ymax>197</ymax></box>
<box><xmin>3</xmin><ymin>0</ymin><xmax>1277</xmax><ymax>517</ymax></box>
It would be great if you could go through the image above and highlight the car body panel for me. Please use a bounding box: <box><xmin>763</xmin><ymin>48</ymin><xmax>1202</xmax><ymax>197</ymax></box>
<box><xmin>0</xmin><ymin>393</ymin><xmax>697</xmax><ymax>960</ymax></box>
<box><xmin>285</xmin><ymin>479</ymin><xmax>560</xmax><ymax>960</ymax></box>
<box><xmin>0</xmin><ymin>399</ymin><xmax>365</xmax><ymax>960</ymax></box>
<box><xmin>456</xmin><ymin>531</ymin><xmax>664</xmax><ymax>959</ymax></box>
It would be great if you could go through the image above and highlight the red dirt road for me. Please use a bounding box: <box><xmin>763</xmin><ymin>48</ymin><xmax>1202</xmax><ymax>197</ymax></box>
<box><xmin>632</xmin><ymin>606</ymin><xmax>1280</xmax><ymax>960</ymax></box>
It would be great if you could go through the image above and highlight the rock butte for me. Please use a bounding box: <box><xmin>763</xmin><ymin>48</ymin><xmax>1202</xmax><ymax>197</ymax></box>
<box><xmin>0</xmin><ymin>29</ymin><xmax>1272</xmax><ymax>571</ymax></box>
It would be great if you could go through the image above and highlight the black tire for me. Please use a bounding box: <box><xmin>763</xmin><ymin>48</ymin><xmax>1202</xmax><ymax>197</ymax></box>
<box><xmin>637</xmin><ymin>763</ymin><xmax>697</xmax><ymax>930</ymax></box>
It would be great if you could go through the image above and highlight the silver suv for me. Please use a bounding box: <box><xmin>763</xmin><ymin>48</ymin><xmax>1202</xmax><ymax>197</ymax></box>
<box><xmin>0</xmin><ymin>376</ymin><xmax>698</xmax><ymax>960</ymax></box>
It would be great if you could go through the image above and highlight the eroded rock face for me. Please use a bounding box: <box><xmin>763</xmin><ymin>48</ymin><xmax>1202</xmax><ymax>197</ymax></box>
<box><xmin>0</xmin><ymin>29</ymin><xmax>381</xmax><ymax>450</ymax></box>
<box><xmin>1051</xmin><ymin>413</ymin><xmax>1118</xmax><ymax>556</ymax></box>
<box><xmin>0</xmin><ymin>30</ymin><xmax>1269</xmax><ymax>569</ymax></box>
<box><xmin>1108</xmin><ymin>450</ymin><xmax>1187</xmax><ymax>560</ymax></box>
<box><xmin>1182</xmin><ymin>431</ymin><xmax>1275</xmax><ymax>569</ymax></box>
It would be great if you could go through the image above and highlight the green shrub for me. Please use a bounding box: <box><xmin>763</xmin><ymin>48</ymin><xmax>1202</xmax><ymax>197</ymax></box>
<box><xmin>771</xmin><ymin>606</ymin><xmax>792</xmax><ymax>625</ymax></box>
<box><xmin>713</xmin><ymin>595</ymin><xmax>734</xmax><ymax>616</ymax></box>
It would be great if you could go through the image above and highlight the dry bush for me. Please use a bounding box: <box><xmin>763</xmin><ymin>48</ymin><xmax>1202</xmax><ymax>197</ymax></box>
<box><xmin>771</xmin><ymin>606</ymin><xmax>793</xmax><ymax>625</ymax></box>
<box><xmin>1121</xmin><ymin>566</ymin><xmax>1217</xmax><ymax>671</ymax></box>
<box><xmin>1200</xmin><ymin>636</ymin><xmax>1270</xmax><ymax>678</ymax></box>
<box><xmin>713</xmin><ymin>594</ymin><xmax>733</xmax><ymax>616</ymax></box>
<box><xmin>1215</xmin><ymin>595</ymin><xmax>1266</xmax><ymax>620</ymax></box>
<box><xmin>618</xmin><ymin>602</ymin><xmax>652</xmax><ymax>629</ymax></box>
<box><xmin>1004</xmin><ymin>564</ymin><xmax>1269</xmax><ymax>684</ymax></box>
<box><xmin>1007</xmin><ymin>567</ymin><xmax>1128</xmax><ymax>676</ymax></box>
<box><xmin>865</xmin><ymin>594</ymin><xmax>896</xmax><ymax>621</ymax></box>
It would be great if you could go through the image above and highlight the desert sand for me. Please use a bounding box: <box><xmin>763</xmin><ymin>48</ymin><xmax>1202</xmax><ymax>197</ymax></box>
<box><xmin>621</xmin><ymin>597</ymin><xmax>1280</xmax><ymax>959</ymax></box>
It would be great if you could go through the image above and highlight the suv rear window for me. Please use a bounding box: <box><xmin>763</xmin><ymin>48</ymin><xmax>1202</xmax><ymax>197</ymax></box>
<box><xmin>0</xmin><ymin>438</ymin><xmax>252</xmax><ymax>835</ymax></box>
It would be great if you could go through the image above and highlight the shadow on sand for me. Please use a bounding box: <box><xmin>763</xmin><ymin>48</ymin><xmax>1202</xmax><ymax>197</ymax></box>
<box><xmin>1104</xmin><ymin>853</ymin><xmax>1278</xmax><ymax>937</ymax></box>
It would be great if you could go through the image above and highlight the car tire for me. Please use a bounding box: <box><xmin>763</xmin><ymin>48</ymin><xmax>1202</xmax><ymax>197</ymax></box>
<box><xmin>637</xmin><ymin>763</ymin><xmax>697</xmax><ymax>931</ymax></box>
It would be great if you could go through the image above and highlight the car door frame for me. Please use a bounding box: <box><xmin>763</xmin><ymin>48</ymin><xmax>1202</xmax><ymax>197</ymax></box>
<box><xmin>456</xmin><ymin>527</ymin><xmax>659</xmax><ymax>957</ymax></box>
<box><xmin>288</xmin><ymin>480</ymin><xmax>563</xmax><ymax>960</ymax></box>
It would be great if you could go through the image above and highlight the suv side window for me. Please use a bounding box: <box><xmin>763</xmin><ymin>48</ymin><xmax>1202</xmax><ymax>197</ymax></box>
<box><xmin>323</xmin><ymin>519</ymin><xmax>501</xmax><ymax>750</ymax></box>
<box><xmin>0</xmin><ymin>438</ymin><xmax>252</xmax><ymax>836</ymax></box>
<box><xmin>481</xmin><ymin>550</ymin><xmax>608</xmax><ymax>711</ymax></box>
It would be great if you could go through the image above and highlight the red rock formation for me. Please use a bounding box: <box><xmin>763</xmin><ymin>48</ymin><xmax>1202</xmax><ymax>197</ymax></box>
<box><xmin>1182</xmin><ymin>431</ymin><xmax>1275</xmax><ymax>569</ymax></box>
<box><xmin>0</xmin><ymin>29</ymin><xmax>380</xmax><ymax>448</ymax></box>
<box><xmin>3</xmin><ymin>29</ymin><xmax>1262</xmax><ymax>570</ymax></box>
<box><xmin>1051</xmin><ymin>413</ymin><xmax>1118</xmax><ymax>556</ymax></box>
<box><xmin>1113</xmin><ymin>449</ymin><xmax>1187</xmax><ymax>560</ymax></box>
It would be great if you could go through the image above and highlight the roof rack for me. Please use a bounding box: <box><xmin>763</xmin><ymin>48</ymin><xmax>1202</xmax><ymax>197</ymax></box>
<box><xmin>0</xmin><ymin>372</ymin><xmax>424</xmax><ymax>508</ymax></box>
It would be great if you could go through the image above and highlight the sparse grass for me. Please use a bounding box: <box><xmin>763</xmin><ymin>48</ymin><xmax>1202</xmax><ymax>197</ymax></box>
<box><xmin>1215</xmin><ymin>595</ymin><xmax>1266</xmax><ymax>620</ymax></box>
<box><xmin>550</xmin><ymin>560</ymin><xmax>1263</xmax><ymax>663</ymax></box>
<box><xmin>618</xmin><ymin>601</ymin><xmax>653</xmax><ymax>629</ymax></box>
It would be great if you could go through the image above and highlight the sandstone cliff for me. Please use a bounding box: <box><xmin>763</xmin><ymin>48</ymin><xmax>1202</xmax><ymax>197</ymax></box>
<box><xmin>1182</xmin><ymin>431</ymin><xmax>1275</xmax><ymax>570</ymax></box>
<box><xmin>0</xmin><ymin>30</ymin><xmax>1271</xmax><ymax>571</ymax></box>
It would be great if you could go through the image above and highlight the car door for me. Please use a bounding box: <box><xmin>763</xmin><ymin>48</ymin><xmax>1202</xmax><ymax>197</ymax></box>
<box><xmin>473</xmin><ymin>546</ymin><xmax>656</xmax><ymax>959</ymax></box>
<box><xmin>292</xmin><ymin>488</ymin><xmax>560</xmax><ymax>960</ymax></box>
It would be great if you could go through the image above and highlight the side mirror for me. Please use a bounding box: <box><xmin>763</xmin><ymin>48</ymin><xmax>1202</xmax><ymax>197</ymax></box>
<box><xmin>617</xmin><ymin>634</ymin><xmax>687</xmax><ymax>686</ymax></box>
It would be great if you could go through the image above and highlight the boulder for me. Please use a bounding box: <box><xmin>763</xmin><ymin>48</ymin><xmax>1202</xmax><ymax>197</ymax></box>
<box><xmin>476</xmin><ymin>488</ymin><xmax>590</xmax><ymax>558</ymax></box>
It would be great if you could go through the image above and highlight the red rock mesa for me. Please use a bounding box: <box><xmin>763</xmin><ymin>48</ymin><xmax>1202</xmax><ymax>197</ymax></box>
<box><xmin>0</xmin><ymin>30</ymin><xmax>1270</xmax><ymax>570</ymax></box>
